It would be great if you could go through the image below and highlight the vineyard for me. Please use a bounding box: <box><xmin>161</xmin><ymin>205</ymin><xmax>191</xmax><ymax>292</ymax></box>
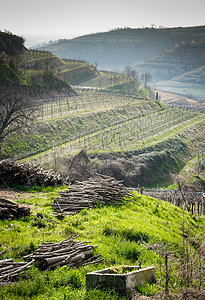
<box><xmin>20</xmin><ymin>49</ymin><xmax>99</xmax><ymax>86</ymax></box>
<box><xmin>48</xmin><ymin>105</ymin><xmax>198</xmax><ymax>155</ymax></box>
<box><xmin>2</xmin><ymin>38</ymin><xmax>204</xmax><ymax>174</ymax></box>
<box><xmin>21</xmin><ymin>50</ymin><xmax>145</xmax><ymax>96</ymax></box>
<box><xmin>38</xmin><ymin>91</ymin><xmax>157</xmax><ymax>119</ymax></box>
<box><xmin>7</xmin><ymin>89</ymin><xmax>202</xmax><ymax>166</ymax></box>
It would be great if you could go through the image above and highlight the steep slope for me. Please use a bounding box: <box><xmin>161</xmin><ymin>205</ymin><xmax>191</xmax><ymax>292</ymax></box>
<box><xmin>59</xmin><ymin>59</ymin><xmax>99</xmax><ymax>85</ymax></box>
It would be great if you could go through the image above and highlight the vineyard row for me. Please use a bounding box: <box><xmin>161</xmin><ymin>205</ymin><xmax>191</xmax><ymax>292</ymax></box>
<box><xmin>27</xmin><ymin>107</ymin><xmax>198</xmax><ymax>163</ymax></box>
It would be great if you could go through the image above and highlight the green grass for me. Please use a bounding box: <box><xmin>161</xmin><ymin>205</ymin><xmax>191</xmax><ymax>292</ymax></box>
<box><xmin>0</xmin><ymin>187</ymin><xmax>204</xmax><ymax>299</ymax></box>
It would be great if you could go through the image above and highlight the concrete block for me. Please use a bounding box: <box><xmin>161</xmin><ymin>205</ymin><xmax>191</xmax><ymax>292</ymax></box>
<box><xmin>86</xmin><ymin>265</ymin><xmax>156</xmax><ymax>292</ymax></box>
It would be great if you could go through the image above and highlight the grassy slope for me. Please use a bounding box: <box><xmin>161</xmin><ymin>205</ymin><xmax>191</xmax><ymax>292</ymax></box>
<box><xmin>59</xmin><ymin>61</ymin><xmax>99</xmax><ymax>85</ymax></box>
<box><xmin>77</xmin><ymin>71</ymin><xmax>145</xmax><ymax>98</ymax></box>
<box><xmin>0</xmin><ymin>50</ymin><xmax>74</xmax><ymax>95</ymax></box>
<box><xmin>0</xmin><ymin>187</ymin><xmax>204</xmax><ymax>299</ymax></box>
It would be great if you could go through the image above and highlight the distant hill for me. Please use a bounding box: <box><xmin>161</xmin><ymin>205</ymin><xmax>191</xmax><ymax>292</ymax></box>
<box><xmin>35</xmin><ymin>26</ymin><xmax>205</xmax><ymax>70</ymax></box>
<box><xmin>172</xmin><ymin>64</ymin><xmax>205</xmax><ymax>84</ymax></box>
<box><xmin>134</xmin><ymin>40</ymin><xmax>205</xmax><ymax>82</ymax></box>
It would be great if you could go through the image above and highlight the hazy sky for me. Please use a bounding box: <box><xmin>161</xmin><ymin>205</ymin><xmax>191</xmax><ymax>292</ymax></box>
<box><xmin>1</xmin><ymin>0</ymin><xmax>205</xmax><ymax>46</ymax></box>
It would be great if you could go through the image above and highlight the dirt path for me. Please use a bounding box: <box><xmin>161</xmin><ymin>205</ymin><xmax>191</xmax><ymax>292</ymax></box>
<box><xmin>0</xmin><ymin>187</ymin><xmax>31</xmax><ymax>201</ymax></box>
<box><xmin>155</xmin><ymin>90</ymin><xmax>205</xmax><ymax>110</ymax></box>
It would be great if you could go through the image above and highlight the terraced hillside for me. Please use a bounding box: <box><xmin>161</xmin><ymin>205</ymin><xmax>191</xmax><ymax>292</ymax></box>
<box><xmin>1</xmin><ymin>34</ymin><xmax>204</xmax><ymax>187</ymax></box>
<box><xmin>32</xmin><ymin>27</ymin><xmax>205</xmax><ymax>101</ymax></box>
<box><xmin>3</xmin><ymin>91</ymin><xmax>161</xmax><ymax>158</ymax></box>
<box><xmin>21</xmin><ymin>50</ymin><xmax>99</xmax><ymax>85</ymax></box>
<box><xmin>77</xmin><ymin>71</ymin><xmax>146</xmax><ymax>97</ymax></box>
<box><xmin>21</xmin><ymin>51</ymin><xmax>142</xmax><ymax>96</ymax></box>
<box><xmin>3</xmin><ymin>88</ymin><xmax>204</xmax><ymax>186</ymax></box>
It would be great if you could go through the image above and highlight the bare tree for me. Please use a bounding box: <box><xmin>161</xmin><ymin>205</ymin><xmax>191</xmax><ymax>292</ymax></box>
<box><xmin>0</xmin><ymin>88</ymin><xmax>36</xmax><ymax>155</ymax></box>
<box><xmin>123</xmin><ymin>66</ymin><xmax>139</xmax><ymax>81</ymax></box>
<box><xmin>140</xmin><ymin>73</ymin><xmax>152</xmax><ymax>87</ymax></box>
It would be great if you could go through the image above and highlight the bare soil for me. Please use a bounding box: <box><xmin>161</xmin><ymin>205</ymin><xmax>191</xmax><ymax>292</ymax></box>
<box><xmin>0</xmin><ymin>186</ymin><xmax>31</xmax><ymax>201</ymax></box>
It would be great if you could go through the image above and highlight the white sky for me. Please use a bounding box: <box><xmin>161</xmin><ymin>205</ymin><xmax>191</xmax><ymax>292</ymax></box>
<box><xmin>1</xmin><ymin>0</ymin><xmax>205</xmax><ymax>44</ymax></box>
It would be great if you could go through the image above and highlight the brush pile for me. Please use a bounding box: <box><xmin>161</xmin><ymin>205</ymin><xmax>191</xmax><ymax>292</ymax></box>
<box><xmin>0</xmin><ymin>159</ymin><xmax>69</xmax><ymax>187</ymax></box>
<box><xmin>0</xmin><ymin>197</ymin><xmax>30</xmax><ymax>220</ymax></box>
<box><xmin>0</xmin><ymin>258</ymin><xmax>34</xmax><ymax>286</ymax></box>
<box><xmin>52</xmin><ymin>174</ymin><xmax>130</xmax><ymax>217</ymax></box>
<box><xmin>24</xmin><ymin>236</ymin><xmax>103</xmax><ymax>270</ymax></box>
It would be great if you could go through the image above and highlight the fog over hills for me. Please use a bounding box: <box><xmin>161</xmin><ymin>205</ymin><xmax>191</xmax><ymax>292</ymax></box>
<box><xmin>35</xmin><ymin>26</ymin><xmax>205</xmax><ymax>100</ymax></box>
<box><xmin>35</xmin><ymin>26</ymin><xmax>205</xmax><ymax>69</ymax></box>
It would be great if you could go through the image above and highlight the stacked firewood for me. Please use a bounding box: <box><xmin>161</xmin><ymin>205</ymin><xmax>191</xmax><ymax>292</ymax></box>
<box><xmin>24</xmin><ymin>236</ymin><xmax>103</xmax><ymax>270</ymax></box>
<box><xmin>52</xmin><ymin>174</ymin><xmax>130</xmax><ymax>217</ymax></box>
<box><xmin>0</xmin><ymin>258</ymin><xmax>34</xmax><ymax>285</ymax></box>
<box><xmin>0</xmin><ymin>197</ymin><xmax>30</xmax><ymax>220</ymax></box>
<box><xmin>0</xmin><ymin>159</ymin><xmax>69</xmax><ymax>186</ymax></box>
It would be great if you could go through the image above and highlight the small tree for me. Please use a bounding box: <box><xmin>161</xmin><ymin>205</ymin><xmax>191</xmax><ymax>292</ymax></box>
<box><xmin>0</xmin><ymin>88</ymin><xmax>36</xmax><ymax>156</ymax></box>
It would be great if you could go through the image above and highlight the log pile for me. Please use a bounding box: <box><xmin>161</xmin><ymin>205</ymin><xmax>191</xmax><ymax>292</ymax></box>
<box><xmin>0</xmin><ymin>258</ymin><xmax>34</xmax><ymax>285</ymax></box>
<box><xmin>24</xmin><ymin>236</ymin><xmax>103</xmax><ymax>270</ymax></box>
<box><xmin>0</xmin><ymin>197</ymin><xmax>30</xmax><ymax>220</ymax></box>
<box><xmin>0</xmin><ymin>159</ymin><xmax>69</xmax><ymax>187</ymax></box>
<box><xmin>52</xmin><ymin>174</ymin><xmax>130</xmax><ymax>217</ymax></box>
